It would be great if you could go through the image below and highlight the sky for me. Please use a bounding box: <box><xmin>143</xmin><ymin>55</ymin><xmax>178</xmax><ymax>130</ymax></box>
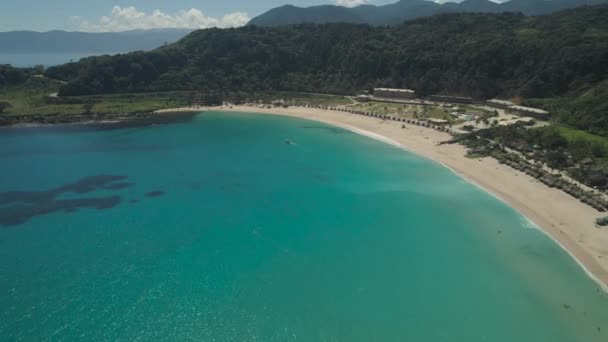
<box><xmin>0</xmin><ymin>0</ymin><xmax>483</xmax><ymax>32</ymax></box>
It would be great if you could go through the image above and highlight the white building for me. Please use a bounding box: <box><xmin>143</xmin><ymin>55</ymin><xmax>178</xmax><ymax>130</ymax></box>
<box><xmin>373</xmin><ymin>88</ymin><xmax>416</xmax><ymax>100</ymax></box>
<box><xmin>356</xmin><ymin>95</ymin><xmax>372</xmax><ymax>102</ymax></box>
<box><xmin>486</xmin><ymin>99</ymin><xmax>549</xmax><ymax>120</ymax></box>
<box><xmin>509</xmin><ymin>105</ymin><xmax>549</xmax><ymax>119</ymax></box>
<box><xmin>486</xmin><ymin>99</ymin><xmax>515</xmax><ymax>108</ymax></box>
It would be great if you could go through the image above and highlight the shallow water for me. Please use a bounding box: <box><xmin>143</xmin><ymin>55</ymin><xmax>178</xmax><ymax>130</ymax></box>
<box><xmin>1</xmin><ymin>112</ymin><xmax>607</xmax><ymax>341</ymax></box>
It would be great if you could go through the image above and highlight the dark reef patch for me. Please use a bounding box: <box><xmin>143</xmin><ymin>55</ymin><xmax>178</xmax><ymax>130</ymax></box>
<box><xmin>145</xmin><ymin>191</ymin><xmax>165</xmax><ymax>198</ymax></box>
<box><xmin>312</xmin><ymin>172</ymin><xmax>332</xmax><ymax>183</ymax></box>
<box><xmin>103</xmin><ymin>182</ymin><xmax>135</xmax><ymax>190</ymax></box>
<box><xmin>0</xmin><ymin>111</ymin><xmax>198</xmax><ymax>133</ymax></box>
<box><xmin>189</xmin><ymin>181</ymin><xmax>202</xmax><ymax>191</ymax></box>
<box><xmin>0</xmin><ymin>197</ymin><xmax>120</xmax><ymax>227</ymax></box>
<box><xmin>0</xmin><ymin>175</ymin><xmax>131</xmax><ymax>227</ymax></box>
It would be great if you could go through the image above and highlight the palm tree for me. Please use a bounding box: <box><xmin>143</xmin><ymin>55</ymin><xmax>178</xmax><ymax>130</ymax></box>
<box><xmin>482</xmin><ymin>117</ymin><xmax>490</xmax><ymax>128</ymax></box>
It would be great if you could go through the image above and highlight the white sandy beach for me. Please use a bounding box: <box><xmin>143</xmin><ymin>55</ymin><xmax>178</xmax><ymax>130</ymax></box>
<box><xmin>157</xmin><ymin>105</ymin><xmax>608</xmax><ymax>289</ymax></box>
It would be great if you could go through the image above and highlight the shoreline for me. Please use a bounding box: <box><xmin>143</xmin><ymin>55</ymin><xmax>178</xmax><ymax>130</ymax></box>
<box><xmin>157</xmin><ymin>105</ymin><xmax>608</xmax><ymax>290</ymax></box>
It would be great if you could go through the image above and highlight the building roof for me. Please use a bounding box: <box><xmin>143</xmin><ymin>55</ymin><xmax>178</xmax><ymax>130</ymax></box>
<box><xmin>374</xmin><ymin>88</ymin><xmax>415</xmax><ymax>93</ymax></box>
<box><xmin>510</xmin><ymin>105</ymin><xmax>549</xmax><ymax>114</ymax></box>
<box><xmin>431</xmin><ymin>95</ymin><xmax>472</xmax><ymax>100</ymax></box>
<box><xmin>487</xmin><ymin>99</ymin><xmax>515</xmax><ymax>106</ymax></box>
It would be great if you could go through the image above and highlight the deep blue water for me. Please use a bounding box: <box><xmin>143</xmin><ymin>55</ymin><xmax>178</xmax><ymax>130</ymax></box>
<box><xmin>1</xmin><ymin>112</ymin><xmax>607</xmax><ymax>341</ymax></box>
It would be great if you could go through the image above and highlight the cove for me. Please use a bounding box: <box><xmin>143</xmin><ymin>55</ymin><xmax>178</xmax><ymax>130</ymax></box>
<box><xmin>0</xmin><ymin>111</ymin><xmax>607</xmax><ymax>341</ymax></box>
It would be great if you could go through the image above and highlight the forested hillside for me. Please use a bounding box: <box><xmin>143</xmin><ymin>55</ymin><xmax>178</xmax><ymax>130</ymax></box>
<box><xmin>0</xmin><ymin>65</ymin><xmax>42</xmax><ymax>87</ymax></box>
<box><xmin>45</xmin><ymin>6</ymin><xmax>608</xmax><ymax>134</ymax></box>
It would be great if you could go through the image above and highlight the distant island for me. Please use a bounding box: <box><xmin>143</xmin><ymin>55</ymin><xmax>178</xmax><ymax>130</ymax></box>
<box><xmin>248</xmin><ymin>0</ymin><xmax>608</xmax><ymax>26</ymax></box>
<box><xmin>0</xmin><ymin>29</ymin><xmax>192</xmax><ymax>54</ymax></box>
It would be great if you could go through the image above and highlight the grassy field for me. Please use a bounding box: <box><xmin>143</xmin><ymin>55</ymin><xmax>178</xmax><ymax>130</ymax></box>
<box><xmin>0</xmin><ymin>77</ymin><xmax>71</xmax><ymax>115</ymax></box>
<box><xmin>347</xmin><ymin>102</ymin><xmax>415</xmax><ymax>116</ymax></box>
<box><xmin>74</xmin><ymin>92</ymin><xmax>190</xmax><ymax>114</ymax></box>
<box><xmin>423</xmin><ymin>106</ymin><xmax>452</xmax><ymax>120</ymax></box>
<box><xmin>0</xmin><ymin>80</ymin><xmax>352</xmax><ymax>117</ymax></box>
<box><xmin>346</xmin><ymin>101</ymin><xmax>470</xmax><ymax>124</ymax></box>
<box><xmin>0</xmin><ymin>79</ymin><xmax>190</xmax><ymax>116</ymax></box>
<box><xmin>557</xmin><ymin>125</ymin><xmax>608</xmax><ymax>166</ymax></box>
<box><xmin>558</xmin><ymin>125</ymin><xmax>608</xmax><ymax>147</ymax></box>
<box><xmin>0</xmin><ymin>79</ymin><xmax>474</xmax><ymax>124</ymax></box>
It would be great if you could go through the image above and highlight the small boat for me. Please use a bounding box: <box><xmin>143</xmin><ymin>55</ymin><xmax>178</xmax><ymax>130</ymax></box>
<box><xmin>284</xmin><ymin>139</ymin><xmax>294</xmax><ymax>145</ymax></box>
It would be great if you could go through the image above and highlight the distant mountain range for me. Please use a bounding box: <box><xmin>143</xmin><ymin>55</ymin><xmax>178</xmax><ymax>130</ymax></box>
<box><xmin>0</xmin><ymin>29</ymin><xmax>192</xmax><ymax>54</ymax></box>
<box><xmin>248</xmin><ymin>0</ymin><xmax>608</xmax><ymax>26</ymax></box>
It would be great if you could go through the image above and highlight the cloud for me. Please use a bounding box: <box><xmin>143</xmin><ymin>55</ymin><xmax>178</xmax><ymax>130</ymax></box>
<box><xmin>70</xmin><ymin>6</ymin><xmax>250</xmax><ymax>32</ymax></box>
<box><xmin>333</xmin><ymin>0</ymin><xmax>367</xmax><ymax>7</ymax></box>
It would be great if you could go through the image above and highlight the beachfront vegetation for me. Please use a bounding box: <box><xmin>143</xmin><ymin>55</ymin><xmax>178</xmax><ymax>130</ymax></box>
<box><xmin>346</xmin><ymin>101</ymin><xmax>465</xmax><ymax>124</ymax></box>
<box><xmin>349</xmin><ymin>102</ymin><xmax>414</xmax><ymax>117</ymax></box>
<box><xmin>524</xmin><ymin>80</ymin><xmax>608</xmax><ymax>137</ymax></box>
<box><xmin>460</xmin><ymin>124</ymin><xmax>608</xmax><ymax>190</ymax></box>
<box><xmin>45</xmin><ymin>6</ymin><xmax>608</xmax><ymax>136</ymax></box>
<box><xmin>228</xmin><ymin>91</ymin><xmax>351</xmax><ymax>106</ymax></box>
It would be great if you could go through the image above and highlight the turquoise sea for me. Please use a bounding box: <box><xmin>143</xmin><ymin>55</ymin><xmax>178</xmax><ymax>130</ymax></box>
<box><xmin>1</xmin><ymin>112</ymin><xmax>607</xmax><ymax>341</ymax></box>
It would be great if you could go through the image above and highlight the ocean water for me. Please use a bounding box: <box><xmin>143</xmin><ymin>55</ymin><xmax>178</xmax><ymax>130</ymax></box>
<box><xmin>1</xmin><ymin>112</ymin><xmax>607</xmax><ymax>341</ymax></box>
<box><xmin>0</xmin><ymin>52</ymin><xmax>118</xmax><ymax>67</ymax></box>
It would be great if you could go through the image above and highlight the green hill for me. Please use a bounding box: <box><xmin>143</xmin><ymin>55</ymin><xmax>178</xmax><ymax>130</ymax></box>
<box><xmin>248</xmin><ymin>0</ymin><xmax>607</xmax><ymax>27</ymax></box>
<box><xmin>247</xmin><ymin>5</ymin><xmax>366</xmax><ymax>27</ymax></box>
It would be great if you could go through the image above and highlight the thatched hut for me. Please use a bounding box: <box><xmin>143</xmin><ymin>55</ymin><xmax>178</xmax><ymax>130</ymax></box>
<box><xmin>596</xmin><ymin>217</ymin><xmax>608</xmax><ymax>226</ymax></box>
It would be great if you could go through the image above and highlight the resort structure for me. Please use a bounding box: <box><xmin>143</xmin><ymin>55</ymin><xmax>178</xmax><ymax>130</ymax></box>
<box><xmin>486</xmin><ymin>99</ymin><xmax>516</xmax><ymax>109</ymax></box>
<box><xmin>356</xmin><ymin>94</ymin><xmax>372</xmax><ymax>102</ymax></box>
<box><xmin>373</xmin><ymin>88</ymin><xmax>416</xmax><ymax>100</ymax></box>
<box><xmin>486</xmin><ymin>99</ymin><xmax>550</xmax><ymax>120</ymax></box>
<box><xmin>429</xmin><ymin>95</ymin><xmax>474</xmax><ymax>104</ymax></box>
<box><xmin>508</xmin><ymin>105</ymin><xmax>550</xmax><ymax>120</ymax></box>
<box><xmin>427</xmin><ymin>118</ymin><xmax>449</xmax><ymax>125</ymax></box>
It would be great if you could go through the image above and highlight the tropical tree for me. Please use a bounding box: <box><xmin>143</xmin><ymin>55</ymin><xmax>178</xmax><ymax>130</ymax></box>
<box><xmin>0</xmin><ymin>101</ymin><xmax>12</xmax><ymax>114</ymax></box>
<box><xmin>482</xmin><ymin>116</ymin><xmax>490</xmax><ymax>127</ymax></box>
<box><xmin>82</xmin><ymin>103</ymin><xmax>94</xmax><ymax>115</ymax></box>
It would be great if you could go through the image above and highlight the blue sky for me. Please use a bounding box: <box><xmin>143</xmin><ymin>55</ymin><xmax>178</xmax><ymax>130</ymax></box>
<box><xmin>0</xmin><ymin>0</ymin><xmax>402</xmax><ymax>32</ymax></box>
